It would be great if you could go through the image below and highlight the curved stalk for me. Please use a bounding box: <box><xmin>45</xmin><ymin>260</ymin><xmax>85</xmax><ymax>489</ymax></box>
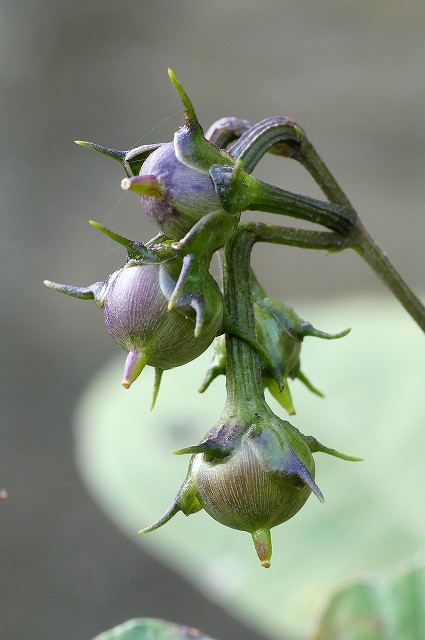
<box><xmin>211</xmin><ymin>116</ymin><xmax>424</xmax><ymax>332</ymax></box>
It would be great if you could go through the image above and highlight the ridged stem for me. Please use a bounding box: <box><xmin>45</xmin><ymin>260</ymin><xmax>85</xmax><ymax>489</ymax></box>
<box><xmin>246</xmin><ymin>177</ymin><xmax>356</xmax><ymax>235</ymax></box>
<box><xmin>353</xmin><ymin>229</ymin><xmax>425</xmax><ymax>331</ymax></box>
<box><xmin>296</xmin><ymin>139</ymin><xmax>354</xmax><ymax>209</ymax></box>
<box><xmin>223</xmin><ymin>228</ymin><xmax>264</xmax><ymax>411</ymax></box>
<box><xmin>243</xmin><ymin>221</ymin><xmax>350</xmax><ymax>251</ymax></box>
<box><xmin>243</xmin><ymin>221</ymin><xmax>425</xmax><ymax>330</ymax></box>
<box><xmin>294</xmin><ymin>142</ymin><xmax>425</xmax><ymax>331</ymax></box>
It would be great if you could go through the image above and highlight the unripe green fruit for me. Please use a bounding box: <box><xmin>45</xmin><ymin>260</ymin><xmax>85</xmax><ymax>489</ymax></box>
<box><xmin>103</xmin><ymin>261</ymin><xmax>223</xmax><ymax>388</ymax></box>
<box><xmin>44</xmin><ymin>250</ymin><xmax>224</xmax><ymax>395</ymax></box>
<box><xmin>193</xmin><ymin>431</ymin><xmax>314</xmax><ymax>533</ymax></box>
<box><xmin>140</xmin><ymin>410</ymin><xmax>342</xmax><ymax>568</ymax></box>
<box><xmin>139</xmin><ymin>142</ymin><xmax>224</xmax><ymax>242</ymax></box>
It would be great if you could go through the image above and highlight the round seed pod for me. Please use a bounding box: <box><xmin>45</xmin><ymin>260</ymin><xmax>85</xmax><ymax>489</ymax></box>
<box><xmin>178</xmin><ymin>413</ymin><xmax>323</xmax><ymax>568</ymax></box>
<box><xmin>103</xmin><ymin>260</ymin><xmax>223</xmax><ymax>387</ymax></box>
<box><xmin>139</xmin><ymin>142</ymin><xmax>224</xmax><ymax>241</ymax></box>
<box><xmin>193</xmin><ymin>418</ymin><xmax>318</xmax><ymax>532</ymax></box>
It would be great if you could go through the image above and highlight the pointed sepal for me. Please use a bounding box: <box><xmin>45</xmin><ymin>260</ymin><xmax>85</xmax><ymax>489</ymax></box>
<box><xmin>173</xmin><ymin>437</ymin><xmax>232</xmax><ymax>460</ymax></box>
<box><xmin>44</xmin><ymin>279</ymin><xmax>107</xmax><ymax>307</ymax></box>
<box><xmin>169</xmin><ymin>69</ymin><xmax>233</xmax><ymax>176</ymax></box>
<box><xmin>198</xmin><ymin>368</ymin><xmax>219</xmax><ymax>393</ymax></box>
<box><xmin>168</xmin><ymin>68</ymin><xmax>200</xmax><ymax>131</ymax></box>
<box><xmin>74</xmin><ymin>140</ymin><xmax>126</xmax><ymax>164</ymax></box>
<box><xmin>140</xmin><ymin>458</ymin><xmax>203</xmax><ymax>534</ymax></box>
<box><xmin>198</xmin><ymin>335</ymin><xmax>226</xmax><ymax>393</ymax></box>
<box><xmin>89</xmin><ymin>220</ymin><xmax>161</xmax><ymax>263</ymax></box>
<box><xmin>139</xmin><ymin>497</ymin><xmax>182</xmax><ymax>534</ymax></box>
<box><xmin>258</xmin><ymin>297</ymin><xmax>349</xmax><ymax>343</ymax></box>
<box><xmin>75</xmin><ymin>140</ymin><xmax>162</xmax><ymax>177</ymax></box>
<box><xmin>301</xmin><ymin>323</ymin><xmax>351</xmax><ymax>340</ymax></box>
<box><xmin>266</xmin><ymin>377</ymin><xmax>295</xmax><ymax>415</ymax></box>
<box><xmin>306</xmin><ymin>436</ymin><xmax>363</xmax><ymax>462</ymax></box>
<box><xmin>150</xmin><ymin>368</ymin><xmax>163</xmax><ymax>411</ymax></box>
<box><xmin>292</xmin><ymin>456</ymin><xmax>325</xmax><ymax>503</ymax></box>
<box><xmin>124</xmin><ymin>143</ymin><xmax>164</xmax><ymax>176</ymax></box>
<box><xmin>159</xmin><ymin>255</ymin><xmax>223</xmax><ymax>339</ymax></box>
<box><xmin>165</xmin><ymin>254</ymin><xmax>195</xmax><ymax>312</ymax></box>
<box><xmin>297</xmin><ymin>370</ymin><xmax>324</xmax><ymax>397</ymax></box>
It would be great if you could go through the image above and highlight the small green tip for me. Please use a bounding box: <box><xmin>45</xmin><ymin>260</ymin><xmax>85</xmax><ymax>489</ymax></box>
<box><xmin>150</xmin><ymin>369</ymin><xmax>163</xmax><ymax>411</ymax></box>
<box><xmin>307</xmin><ymin>436</ymin><xmax>363</xmax><ymax>462</ymax></box>
<box><xmin>139</xmin><ymin>499</ymin><xmax>181</xmax><ymax>534</ymax></box>
<box><xmin>167</xmin><ymin>68</ymin><xmax>199</xmax><ymax>128</ymax></box>
<box><xmin>252</xmin><ymin>528</ymin><xmax>272</xmax><ymax>568</ymax></box>
<box><xmin>167</xmin><ymin>67</ymin><xmax>176</xmax><ymax>83</ymax></box>
<box><xmin>74</xmin><ymin>140</ymin><xmax>125</xmax><ymax>163</ymax></box>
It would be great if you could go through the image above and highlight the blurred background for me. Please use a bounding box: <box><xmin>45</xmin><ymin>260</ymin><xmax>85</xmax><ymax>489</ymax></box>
<box><xmin>1</xmin><ymin>1</ymin><xmax>424</xmax><ymax>639</ymax></box>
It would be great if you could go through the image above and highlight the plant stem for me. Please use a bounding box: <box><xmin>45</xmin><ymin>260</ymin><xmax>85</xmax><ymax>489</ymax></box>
<box><xmin>208</xmin><ymin>117</ymin><xmax>425</xmax><ymax>332</ymax></box>
<box><xmin>223</xmin><ymin>228</ymin><xmax>264</xmax><ymax>409</ymax></box>
<box><xmin>353</xmin><ymin>229</ymin><xmax>425</xmax><ymax>331</ymax></box>
<box><xmin>296</xmin><ymin>139</ymin><xmax>355</xmax><ymax>209</ymax></box>
<box><xmin>246</xmin><ymin>177</ymin><xmax>356</xmax><ymax>235</ymax></box>
<box><xmin>243</xmin><ymin>222</ymin><xmax>350</xmax><ymax>251</ymax></box>
<box><xmin>242</xmin><ymin>221</ymin><xmax>425</xmax><ymax>331</ymax></box>
<box><xmin>294</xmin><ymin>141</ymin><xmax>425</xmax><ymax>331</ymax></box>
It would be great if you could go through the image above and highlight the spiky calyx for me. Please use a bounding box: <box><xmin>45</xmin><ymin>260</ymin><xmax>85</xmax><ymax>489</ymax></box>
<box><xmin>45</xmin><ymin>224</ymin><xmax>224</xmax><ymax>395</ymax></box>
<box><xmin>104</xmin><ymin>259</ymin><xmax>223</xmax><ymax>387</ymax></box>
<box><xmin>140</xmin><ymin>404</ymin><xmax>360</xmax><ymax>567</ymax></box>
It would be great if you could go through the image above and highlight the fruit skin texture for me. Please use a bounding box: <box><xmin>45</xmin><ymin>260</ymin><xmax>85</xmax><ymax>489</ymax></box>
<box><xmin>139</xmin><ymin>142</ymin><xmax>224</xmax><ymax>242</ymax></box>
<box><xmin>192</xmin><ymin>418</ymin><xmax>315</xmax><ymax>532</ymax></box>
<box><xmin>103</xmin><ymin>260</ymin><xmax>223</xmax><ymax>381</ymax></box>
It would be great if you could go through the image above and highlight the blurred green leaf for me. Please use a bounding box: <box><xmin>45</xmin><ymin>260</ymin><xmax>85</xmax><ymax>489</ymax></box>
<box><xmin>313</xmin><ymin>554</ymin><xmax>425</xmax><ymax>640</ymax></box>
<box><xmin>74</xmin><ymin>295</ymin><xmax>425</xmax><ymax>640</ymax></box>
<box><xmin>91</xmin><ymin>618</ymin><xmax>215</xmax><ymax>640</ymax></box>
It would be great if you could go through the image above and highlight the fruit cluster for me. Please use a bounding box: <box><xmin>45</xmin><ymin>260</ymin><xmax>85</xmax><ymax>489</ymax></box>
<box><xmin>45</xmin><ymin>70</ymin><xmax>423</xmax><ymax>566</ymax></box>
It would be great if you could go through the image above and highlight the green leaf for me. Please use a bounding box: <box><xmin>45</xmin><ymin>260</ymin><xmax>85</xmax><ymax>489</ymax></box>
<box><xmin>74</xmin><ymin>295</ymin><xmax>425</xmax><ymax>640</ymax></box>
<box><xmin>91</xmin><ymin>618</ymin><xmax>215</xmax><ymax>640</ymax></box>
<box><xmin>313</xmin><ymin>554</ymin><xmax>425</xmax><ymax>639</ymax></box>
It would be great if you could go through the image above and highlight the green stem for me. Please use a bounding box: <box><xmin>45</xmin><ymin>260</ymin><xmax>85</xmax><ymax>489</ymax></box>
<box><xmin>228</xmin><ymin>117</ymin><xmax>302</xmax><ymax>172</ymax></box>
<box><xmin>219</xmin><ymin>115</ymin><xmax>356</xmax><ymax>210</ymax></box>
<box><xmin>243</xmin><ymin>221</ymin><xmax>350</xmax><ymax>251</ymax></box>
<box><xmin>209</xmin><ymin>116</ymin><xmax>425</xmax><ymax>332</ymax></box>
<box><xmin>297</xmin><ymin>139</ymin><xmax>355</xmax><ymax>209</ymax></box>
<box><xmin>245</xmin><ymin>176</ymin><xmax>357</xmax><ymax>235</ymax></box>
<box><xmin>223</xmin><ymin>229</ymin><xmax>264</xmax><ymax>409</ymax></box>
<box><xmin>354</xmin><ymin>229</ymin><xmax>425</xmax><ymax>331</ymax></box>
<box><xmin>243</xmin><ymin>221</ymin><xmax>425</xmax><ymax>331</ymax></box>
<box><xmin>294</xmin><ymin>143</ymin><xmax>425</xmax><ymax>331</ymax></box>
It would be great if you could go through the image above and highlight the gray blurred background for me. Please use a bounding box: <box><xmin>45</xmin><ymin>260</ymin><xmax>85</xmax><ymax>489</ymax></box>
<box><xmin>1</xmin><ymin>2</ymin><xmax>424</xmax><ymax>639</ymax></box>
